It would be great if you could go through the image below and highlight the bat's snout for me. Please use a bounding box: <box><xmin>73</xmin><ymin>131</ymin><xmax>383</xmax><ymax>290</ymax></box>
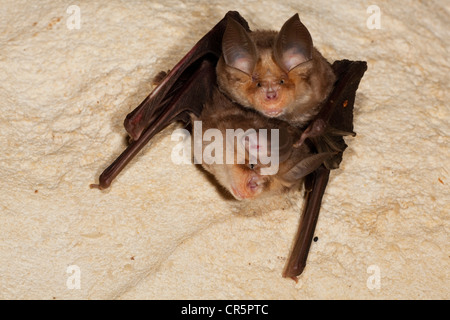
<box><xmin>229</xmin><ymin>169</ymin><xmax>266</xmax><ymax>200</ymax></box>
<box><xmin>265</xmin><ymin>90</ymin><xmax>278</xmax><ymax>100</ymax></box>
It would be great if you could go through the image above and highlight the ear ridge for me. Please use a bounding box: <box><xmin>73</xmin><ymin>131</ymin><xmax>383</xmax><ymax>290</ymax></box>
<box><xmin>274</xmin><ymin>13</ymin><xmax>313</xmax><ymax>72</ymax></box>
<box><xmin>282</xmin><ymin>152</ymin><xmax>334</xmax><ymax>183</ymax></box>
<box><xmin>222</xmin><ymin>17</ymin><xmax>257</xmax><ymax>75</ymax></box>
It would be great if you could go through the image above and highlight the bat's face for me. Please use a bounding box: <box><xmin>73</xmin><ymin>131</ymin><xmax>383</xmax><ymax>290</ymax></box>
<box><xmin>195</xmin><ymin>129</ymin><xmax>275</xmax><ymax>200</ymax></box>
<box><xmin>203</xmin><ymin>163</ymin><xmax>272</xmax><ymax>200</ymax></box>
<box><xmin>201</xmin><ymin>148</ymin><xmax>328</xmax><ymax>201</ymax></box>
<box><xmin>193</xmin><ymin>114</ymin><xmax>289</xmax><ymax>200</ymax></box>
<box><xmin>217</xmin><ymin>50</ymin><xmax>316</xmax><ymax>119</ymax></box>
<box><xmin>217</xmin><ymin>14</ymin><xmax>336</xmax><ymax>126</ymax></box>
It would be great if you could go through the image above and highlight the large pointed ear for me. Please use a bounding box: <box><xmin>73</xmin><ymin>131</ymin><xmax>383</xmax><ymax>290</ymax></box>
<box><xmin>274</xmin><ymin>13</ymin><xmax>313</xmax><ymax>72</ymax></box>
<box><xmin>222</xmin><ymin>17</ymin><xmax>257</xmax><ymax>75</ymax></box>
<box><xmin>281</xmin><ymin>152</ymin><xmax>334</xmax><ymax>183</ymax></box>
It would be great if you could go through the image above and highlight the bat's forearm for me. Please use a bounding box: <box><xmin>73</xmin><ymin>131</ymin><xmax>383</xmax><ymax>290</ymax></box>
<box><xmin>283</xmin><ymin>165</ymin><xmax>330</xmax><ymax>278</ymax></box>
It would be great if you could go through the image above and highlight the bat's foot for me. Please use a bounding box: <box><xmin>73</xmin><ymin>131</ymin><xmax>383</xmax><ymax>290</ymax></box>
<box><xmin>294</xmin><ymin>119</ymin><xmax>327</xmax><ymax>148</ymax></box>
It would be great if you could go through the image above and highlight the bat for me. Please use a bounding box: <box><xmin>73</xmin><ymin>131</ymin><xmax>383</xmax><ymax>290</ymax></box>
<box><xmin>216</xmin><ymin>13</ymin><xmax>336</xmax><ymax>127</ymax></box>
<box><xmin>190</xmin><ymin>88</ymin><xmax>334</xmax><ymax>200</ymax></box>
<box><xmin>90</xmin><ymin>11</ymin><xmax>367</xmax><ymax>278</ymax></box>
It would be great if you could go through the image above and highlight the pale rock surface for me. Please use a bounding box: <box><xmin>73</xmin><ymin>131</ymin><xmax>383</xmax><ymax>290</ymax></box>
<box><xmin>0</xmin><ymin>0</ymin><xmax>448</xmax><ymax>299</ymax></box>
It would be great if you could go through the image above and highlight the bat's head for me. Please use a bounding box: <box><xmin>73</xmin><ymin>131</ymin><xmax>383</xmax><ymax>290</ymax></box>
<box><xmin>217</xmin><ymin>14</ymin><xmax>335</xmax><ymax>125</ymax></box>
<box><xmin>199</xmin><ymin>134</ymin><xmax>333</xmax><ymax>201</ymax></box>
<box><xmin>206</xmin><ymin>163</ymin><xmax>272</xmax><ymax>200</ymax></box>
<box><xmin>195</xmin><ymin>124</ymin><xmax>293</xmax><ymax>200</ymax></box>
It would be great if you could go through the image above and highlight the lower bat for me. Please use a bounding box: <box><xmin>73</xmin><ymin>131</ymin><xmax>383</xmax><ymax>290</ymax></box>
<box><xmin>191</xmin><ymin>87</ymin><xmax>334</xmax><ymax>200</ymax></box>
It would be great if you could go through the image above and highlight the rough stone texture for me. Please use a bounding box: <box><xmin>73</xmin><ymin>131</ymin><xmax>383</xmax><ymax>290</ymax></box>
<box><xmin>0</xmin><ymin>0</ymin><xmax>448</xmax><ymax>299</ymax></box>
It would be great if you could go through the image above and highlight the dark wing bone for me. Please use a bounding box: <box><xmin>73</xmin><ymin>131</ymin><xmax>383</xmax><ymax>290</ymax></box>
<box><xmin>91</xmin><ymin>12</ymin><xmax>250</xmax><ymax>189</ymax></box>
<box><xmin>283</xmin><ymin>60</ymin><xmax>367</xmax><ymax>278</ymax></box>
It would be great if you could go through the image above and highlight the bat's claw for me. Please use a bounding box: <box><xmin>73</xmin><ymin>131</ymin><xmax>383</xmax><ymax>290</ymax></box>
<box><xmin>89</xmin><ymin>183</ymin><xmax>103</xmax><ymax>190</ymax></box>
<box><xmin>328</xmin><ymin>126</ymin><xmax>356</xmax><ymax>137</ymax></box>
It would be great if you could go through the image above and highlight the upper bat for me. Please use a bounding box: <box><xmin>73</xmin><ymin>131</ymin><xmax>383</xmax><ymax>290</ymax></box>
<box><xmin>216</xmin><ymin>14</ymin><xmax>336</xmax><ymax>126</ymax></box>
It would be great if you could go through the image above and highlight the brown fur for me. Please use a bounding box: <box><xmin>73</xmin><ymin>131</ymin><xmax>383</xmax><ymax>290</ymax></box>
<box><xmin>192</xmin><ymin>89</ymin><xmax>318</xmax><ymax>200</ymax></box>
<box><xmin>216</xmin><ymin>30</ymin><xmax>336</xmax><ymax>127</ymax></box>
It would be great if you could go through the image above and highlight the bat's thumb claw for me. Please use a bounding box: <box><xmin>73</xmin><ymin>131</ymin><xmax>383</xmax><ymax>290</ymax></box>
<box><xmin>328</xmin><ymin>126</ymin><xmax>356</xmax><ymax>137</ymax></box>
<box><xmin>89</xmin><ymin>183</ymin><xmax>103</xmax><ymax>190</ymax></box>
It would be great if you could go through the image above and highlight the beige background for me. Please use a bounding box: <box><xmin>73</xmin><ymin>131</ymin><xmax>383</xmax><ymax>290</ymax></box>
<box><xmin>0</xmin><ymin>0</ymin><xmax>448</xmax><ymax>299</ymax></box>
